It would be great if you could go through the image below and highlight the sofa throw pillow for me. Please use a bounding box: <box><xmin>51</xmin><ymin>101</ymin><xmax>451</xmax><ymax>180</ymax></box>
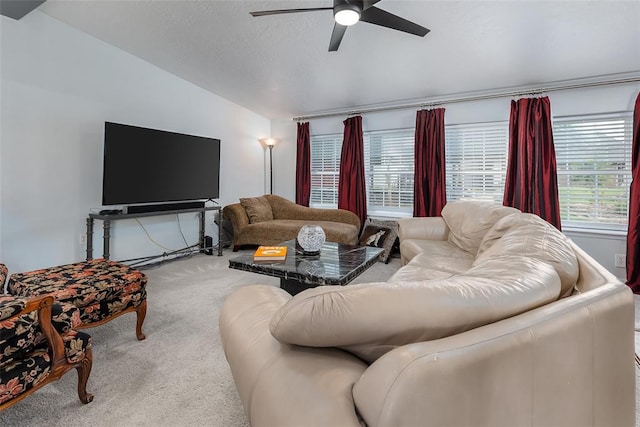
<box><xmin>270</xmin><ymin>256</ymin><xmax>560</xmax><ymax>363</ymax></box>
<box><xmin>441</xmin><ymin>200</ymin><xmax>519</xmax><ymax>255</ymax></box>
<box><xmin>240</xmin><ymin>196</ymin><xmax>274</xmax><ymax>223</ymax></box>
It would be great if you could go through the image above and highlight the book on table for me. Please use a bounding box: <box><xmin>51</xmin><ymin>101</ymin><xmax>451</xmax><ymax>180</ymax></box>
<box><xmin>253</xmin><ymin>246</ymin><xmax>287</xmax><ymax>261</ymax></box>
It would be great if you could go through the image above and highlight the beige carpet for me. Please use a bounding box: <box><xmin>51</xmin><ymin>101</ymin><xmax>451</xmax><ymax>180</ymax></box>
<box><xmin>1</xmin><ymin>252</ymin><xmax>637</xmax><ymax>426</ymax></box>
<box><xmin>0</xmin><ymin>250</ymin><xmax>400</xmax><ymax>426</ymax></box>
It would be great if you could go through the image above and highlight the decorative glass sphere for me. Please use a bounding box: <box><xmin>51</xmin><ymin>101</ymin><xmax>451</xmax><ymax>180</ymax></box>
<box><xmin>297</xmin><ymin>225</ymin><xmax>326</xmax><ymax>255</ymax></box>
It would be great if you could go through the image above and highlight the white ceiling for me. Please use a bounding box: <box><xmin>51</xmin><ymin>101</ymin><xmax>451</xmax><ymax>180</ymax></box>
<box><xmin>38</xmin><ymin>0</ymin><xmax>640</xmax><ymax>119</ymax></box>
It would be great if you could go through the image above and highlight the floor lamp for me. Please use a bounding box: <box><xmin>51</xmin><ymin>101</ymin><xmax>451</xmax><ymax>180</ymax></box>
<box><xmin>259</xmin><ymin>138</ymin><xmax>279</xmax><ymax>194</ymax></box>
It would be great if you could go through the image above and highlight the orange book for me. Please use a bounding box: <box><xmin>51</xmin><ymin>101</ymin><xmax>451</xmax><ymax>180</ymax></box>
<box><xmin>253</xmin><ymin>246</ymin><xmax>287</xmax><ymax>261</ymax></box>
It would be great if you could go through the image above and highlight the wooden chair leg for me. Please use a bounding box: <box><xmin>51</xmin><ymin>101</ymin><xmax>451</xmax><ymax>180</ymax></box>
<box><xmin>135</xmin><ymin>300</ymin><xmax>147</xmax><ymax>341</ymax></box>
<box><xmin>76</xmin><ymin>347</ymin><xmax>94</xmax><ymax>404</ymax></box>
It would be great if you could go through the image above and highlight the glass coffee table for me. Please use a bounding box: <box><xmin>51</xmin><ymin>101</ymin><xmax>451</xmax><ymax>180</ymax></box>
<box><xmin>229</xmin><ymin>239</ymin><xmax>384</xmax><ymax>295</ymax></box>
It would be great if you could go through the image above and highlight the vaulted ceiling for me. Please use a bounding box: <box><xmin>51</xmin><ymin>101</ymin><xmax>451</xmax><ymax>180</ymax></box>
<box><xmin>38</xmin><ymin>0</ymin><xmax>640</xmax><ymax>119</ymax></box>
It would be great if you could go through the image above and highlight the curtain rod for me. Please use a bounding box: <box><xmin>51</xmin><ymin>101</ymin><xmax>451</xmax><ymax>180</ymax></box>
<box><xmin>291</xmin><ymin>75</ymin><xmax>640</xmax><ymax>122</ymax></box>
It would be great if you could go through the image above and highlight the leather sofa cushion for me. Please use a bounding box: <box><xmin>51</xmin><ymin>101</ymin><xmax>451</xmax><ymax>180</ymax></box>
<box><xmin>441</xmin><ymin>201</ymin><xmax>519</xmax><ymax>255</ymax></box>
<box><xmin>476</xmin><ymin>213</ymin><xmax>579</xmax><ymax>297</ymax></box>
<box><xmin>389</xmin><ymin>243</ymin><xmax>473</xmax><ymax>282</ymax></box>
<box><xmin>270</xmin><ymin>256</ymin><xmax>561</xmax><ymax>363</ymax></box>
<box><xmin>240</xmin><ymin>196</ymin><xmax>274</xmax><ymax>223</ymax></box>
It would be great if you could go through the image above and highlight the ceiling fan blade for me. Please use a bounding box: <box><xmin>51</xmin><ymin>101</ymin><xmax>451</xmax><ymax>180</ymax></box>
<box><xmin>250</xmin><ymin>7</ymin><xmax>332</xmax><ymax>17</ymax></box>
<box><xmin>362</xmin><ymin>0</ymin><xmax>382</xmax><ymax>10</ymax></box>
<box><xmin>360</xmin><ymin>6</ymin><xmax>430</xmax><ymax>37</ymax></box>
<box><xmin>328</xmin><ymin>23</ymin><xmax>347</xmax><ymax>52</ymax></box>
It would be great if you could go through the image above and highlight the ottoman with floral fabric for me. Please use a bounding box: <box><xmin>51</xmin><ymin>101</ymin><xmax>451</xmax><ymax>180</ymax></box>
<box><xmin>6</xmin><ymin>258</ymin><xmax>147</xmax><ymax>341</ymax></box>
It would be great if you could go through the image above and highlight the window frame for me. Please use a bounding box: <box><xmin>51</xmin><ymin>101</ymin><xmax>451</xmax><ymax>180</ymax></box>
<box><xmin>553</xmin><ymin>112</ymin><xmax>633</xmax><ymax>233</ymax></box>
<box><xmin>444</xmin><ymin>121</ymin><xmax>509</xmax><ymax>205</ymax></box>
<box><xmin>363</xmin><ymin>129</ymin><xmax>415</xmax><ymax>218</ymax></box>
<box><xmin>309</xmin><ymin>133</ymin><xmax>342</xmax><ymax>209</ymax></box>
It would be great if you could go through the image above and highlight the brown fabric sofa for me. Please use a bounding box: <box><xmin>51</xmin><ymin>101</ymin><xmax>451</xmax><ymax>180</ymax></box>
<box><xmin>223</xmin><ymin>195</ymin><xmax>360</xmax><ymax>251</ymax></box>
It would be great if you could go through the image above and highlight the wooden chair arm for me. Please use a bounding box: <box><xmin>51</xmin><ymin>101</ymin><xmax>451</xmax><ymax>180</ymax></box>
<box><xmin>8</xmin><ymin>295</ymin><xmax>67</xmax><ymax>368</ymax></box>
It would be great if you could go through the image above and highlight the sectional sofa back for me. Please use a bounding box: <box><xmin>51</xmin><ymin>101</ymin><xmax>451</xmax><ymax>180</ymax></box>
<box><xmin>268</xmin><ymin>202</ymin><xmax>586</xmax><ymax>363</ymax></box>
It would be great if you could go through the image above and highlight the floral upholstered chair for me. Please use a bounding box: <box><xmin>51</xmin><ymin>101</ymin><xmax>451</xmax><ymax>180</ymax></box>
<box><xmin>0</xmin><ymin>264</ymin><xmax>93</xmax><ymax>410</ymax></box>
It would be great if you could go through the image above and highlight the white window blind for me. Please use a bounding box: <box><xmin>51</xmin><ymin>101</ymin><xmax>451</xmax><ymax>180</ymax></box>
<box><xmin>310</xmin><ymin>130</ymin><xmax>415</xmax><ymax>214</ymax></box>
<box><xmin>553</xmin><ymin>113</ymin><xmax>633</xmax><ymax>229</ymax></box>
<box><xmin>445</xmin><ymin>122</ymin><xmax>509</xmax><ymax>203</ymax></box>
<box><xmin>310</xmin><ymin>134</ymin><xmax>341</xmax><ymax>208</ymax></box>
<box><xmin>364</xmin><ymin>130</ymin><xmax>415</xmax><ymax>216</ymax></box>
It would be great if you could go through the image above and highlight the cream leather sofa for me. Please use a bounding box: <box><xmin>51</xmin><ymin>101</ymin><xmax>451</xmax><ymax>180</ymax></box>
<box><xmin>219</xmin><ymin>201</ymin><xmax>635</xmax><ymax>427</ymax></box>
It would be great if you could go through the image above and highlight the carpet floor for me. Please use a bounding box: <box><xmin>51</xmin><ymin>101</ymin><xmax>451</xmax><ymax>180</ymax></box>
<box><xmin>0</xmin><ymin>250</ymin><xmax>400</xmax><ymax>426</ymax></box>
<box><xmin>1</xmin><ymin>251</ymin><xmax>638</xmax><ymax>426</ymax></box>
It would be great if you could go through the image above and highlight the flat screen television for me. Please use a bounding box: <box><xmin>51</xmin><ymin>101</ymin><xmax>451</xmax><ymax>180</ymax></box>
<box><xmin>102</xmin><ymin>122</ymin><xmax>221</xmax><ymax>206</ymax></box>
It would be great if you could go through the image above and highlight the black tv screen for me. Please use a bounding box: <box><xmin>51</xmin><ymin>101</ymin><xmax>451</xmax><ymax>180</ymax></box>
<box><xmin>102</xmin><ymin>122</ymin><xmax>220</xmax><ymax>206</ymax></box>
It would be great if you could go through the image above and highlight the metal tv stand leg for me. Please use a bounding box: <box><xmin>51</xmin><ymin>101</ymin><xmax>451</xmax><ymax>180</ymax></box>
<box><xmin>86</xmin><ymin>217</ymin><xmax>94</xmax><ymax>260</ymax></box>
<box><xmin>102</xmin><ymin>219</ymin><xmax>111</xmax><ymax>260</ymax></box>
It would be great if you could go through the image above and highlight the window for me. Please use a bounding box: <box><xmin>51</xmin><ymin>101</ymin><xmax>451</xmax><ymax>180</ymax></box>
<box><xmin>364</xmin><ymin>130</ymin><xmax>415</xmax><ymax>216</ymax></box>
<box><xmin>310</xmin><ymin>123</ymin><xmax>510</xmax><ymax>212</ymax></box>
<box><xmin>553</xmin><ymin>113</ymin><xmax>633</xmax><ymax>230</ymax></box>
<box><xmin>445</xmin><ymin>122</ymin><xmax>509</xmax><ymax>204</ymax></box>
<box><xmin>310</xmin><ymin>130</ymin><xmax>415</xmax><ymax>215</ymax></box>
<box><xmin>309</xmin><ymin>112</ymin><xmax>633</xmax><ymax>233</ymax></box>
<box><xmin>310</xmin><ymin>134</ymin><xmax>341</xmax><ymax>208</ymax></box>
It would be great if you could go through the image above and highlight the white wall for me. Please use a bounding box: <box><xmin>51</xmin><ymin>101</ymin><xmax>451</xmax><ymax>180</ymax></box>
<box><xmin>1</xmin><ymin>10</ymin><xmax>636</xmax><ymax>280</ymax></box>
<box><xmin>270</xmin><ymin>119</ymin><xmax>297</xmax><ymax>201</ymax></box>
<box><xmin>270</xmin><ymin>83</ymin><xmax>639</xmax><ymax>280</ymax></box>
<box><xmin>0</xmin><ymin>11</ymin><xmax>270</xmax><ymax>272</ymax></box>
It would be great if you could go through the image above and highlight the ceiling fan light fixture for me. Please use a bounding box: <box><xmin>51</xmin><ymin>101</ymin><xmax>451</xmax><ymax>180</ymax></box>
<box><xmin>334</xmin><ymin>4</ymin><xmax>360</xmax><ymax>26</ymax></box>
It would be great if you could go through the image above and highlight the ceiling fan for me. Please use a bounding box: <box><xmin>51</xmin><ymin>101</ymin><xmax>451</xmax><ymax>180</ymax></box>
<box><xmin>250</xmin><ymin>0</ymin><xmax>430</xmax><ymax>52</ymax></box>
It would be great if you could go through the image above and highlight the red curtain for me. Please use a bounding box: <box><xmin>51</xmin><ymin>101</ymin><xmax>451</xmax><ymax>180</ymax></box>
<box><xmin>295</xmin><ymin>122</ymin><xmax>311</xmax><ymax>206</ymax></box>
<box><xmin>413</xmin><ymin>108</ymin><xmax>447</xmax><ymax>217</ymax></box>
<box><xmin>338</xmin><ymin>116</ymin><xmax>367</xmax><ymax>228</ymax></box>
<box><xmin>503</xmin><ymin>96</ymin><xmax>562</xmax><ymax>230</ymax></box>
<box><xmin>627</xmin><ymin>93</ymin><xmax>640</xmax><ymax>293</ymax></box>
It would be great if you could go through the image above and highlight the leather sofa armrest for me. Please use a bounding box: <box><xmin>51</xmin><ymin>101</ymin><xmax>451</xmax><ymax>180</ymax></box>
<box><xmin>220</xmin><ymin>285</ymin><xmax>366</xmax><ymax>427</ymax></box>
<box><xmin>223</xmin><ymin>203</ymin><xmax>250</xmax><ymax>235</ymax></box>
<box><xmin>397</xmin><ymin>217</ymin><xmax>449</xmax><ymax>242</ymax></box>
<box><xmin>352</xmin><ymin>282</ymin><xmax>634</xmax><ymax>427</ymax></box>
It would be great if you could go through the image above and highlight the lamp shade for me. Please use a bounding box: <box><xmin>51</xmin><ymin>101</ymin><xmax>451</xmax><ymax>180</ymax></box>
<box><xmin>259</xmin><ymin>137</ymin><xmax>279</xmax><ymax>148</ymax></box>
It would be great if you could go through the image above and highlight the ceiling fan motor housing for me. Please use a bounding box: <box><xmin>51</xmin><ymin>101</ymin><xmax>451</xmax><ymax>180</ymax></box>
<box><xmin>334</xmin><ymin>0</ymin><xmax>362</xmax><ymax>26</ymax></box>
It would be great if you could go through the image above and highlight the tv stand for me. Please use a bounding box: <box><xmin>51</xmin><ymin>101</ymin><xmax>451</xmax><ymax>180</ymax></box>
<box><xmin>86</xmin><ymin>205</ymin><xmax>222</xmax><ymax>261</ymax></box>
